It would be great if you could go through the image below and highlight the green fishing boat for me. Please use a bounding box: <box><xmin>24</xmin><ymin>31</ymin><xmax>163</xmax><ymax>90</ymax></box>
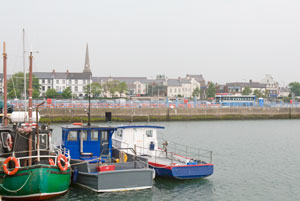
<box><xmin>0</xmin><ymin>44</ymin><xmax>71</xmax><ymax>200</ymax></box>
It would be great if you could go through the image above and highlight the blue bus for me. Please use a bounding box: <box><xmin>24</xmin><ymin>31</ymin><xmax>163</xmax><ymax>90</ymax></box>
<box><xmin>215</xmin><ymin>95</ymin><xmax>256</xmax><ymax>106</ymax></box>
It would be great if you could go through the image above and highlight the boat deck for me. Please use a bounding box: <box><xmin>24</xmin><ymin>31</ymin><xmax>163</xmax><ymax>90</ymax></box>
<box><xmin>142</xmin><ymin>154</ymin><xmax>187</xmax><ymax>166</ymax></box>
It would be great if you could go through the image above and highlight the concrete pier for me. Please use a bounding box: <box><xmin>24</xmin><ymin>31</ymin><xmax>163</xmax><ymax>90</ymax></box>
<box><xmin>39</xmin><ymin>107</ymin><xmax>300</xmax><ymax>123</ymax></box>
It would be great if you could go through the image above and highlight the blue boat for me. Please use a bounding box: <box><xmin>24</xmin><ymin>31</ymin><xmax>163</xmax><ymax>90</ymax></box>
<box><xmin>61</xmin><ymin>124</ymin><xmax>154</xmax><ymax>192</ymax></box>
<box><xmin>112</xmin><ymin>125</ymin><xmax>214</xmax><ymax>179</ymax></box>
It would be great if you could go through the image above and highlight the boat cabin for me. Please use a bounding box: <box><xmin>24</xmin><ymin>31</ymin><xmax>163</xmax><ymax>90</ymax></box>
<box><xmin>113</xmin><ymin>126</ymin><xmax>165</xmax><ymax>157</ymax></box>
<box><xmin>62</xmin><ymin>125</ymin><xmax>117</xmax><ymax>161</ymax></box>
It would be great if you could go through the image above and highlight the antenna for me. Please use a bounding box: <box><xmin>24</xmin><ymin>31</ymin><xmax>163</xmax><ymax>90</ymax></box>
<box><xmin>23</xmin><ymin>29</ymin><xmax>27</xmax><ymax>115</ymax></box>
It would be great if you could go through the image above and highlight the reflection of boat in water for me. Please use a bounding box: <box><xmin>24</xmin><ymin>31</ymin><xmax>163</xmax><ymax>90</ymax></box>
<box><xmin>61</xmin><ymin>124</ymin><xmax>154</xmax><ymax>192</ymax></box>
<box><xmin>113</xmin><ymin>125</ymin><xmax>214</xmax><ymax>179</ymax></box>
<box><xmin>0</xmin><ymin>43</ymin><xmax>71</xmax><ymax>200</ymax></box>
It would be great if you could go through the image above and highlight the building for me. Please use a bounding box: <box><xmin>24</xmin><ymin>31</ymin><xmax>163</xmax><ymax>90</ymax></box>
<box><xmin>34</xmin><ymin>43</ymin><xmax>92</xmax><ymax>97</ymax></box>
<box><xmin>226</xmin><ymin>80</ymin><xmax>267</xmax><ymax>95</ymax></box>
<box><xmin>34</xmin><ymin>71</ymin><xmax>92</xmax><ymax>97</ymax></box>
<box><xmin>260</xmin><ymin>74</ymin><xmax>279</xmax><ymax>98</ymax></box>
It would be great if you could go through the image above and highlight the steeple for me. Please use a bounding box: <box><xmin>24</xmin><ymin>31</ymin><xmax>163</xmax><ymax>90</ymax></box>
<box><xmin>83</xmin><ymin>43</ymin><xmax>91</xmax><ymax>73</ymax></box>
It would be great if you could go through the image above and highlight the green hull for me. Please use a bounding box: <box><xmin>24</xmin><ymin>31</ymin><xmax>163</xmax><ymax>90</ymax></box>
<box><xmin>0</xmin><ymin>164</ymin><xmax>71</xmax><ymax>200</ymax></box>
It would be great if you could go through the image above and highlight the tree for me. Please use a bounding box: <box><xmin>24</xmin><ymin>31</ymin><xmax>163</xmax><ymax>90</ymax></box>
<box><xmin>7</xmin><ymin>72</ymin><xmax>40</xmax><ymax>99</ymax></box>
<box><xmin>102</xmin><ymin>80</ymin><xmax>128</xmax><ymax>97</ymax></box>
<box><xmin>192</xmin><ymin>87</ymin><xmax>201</xmax><ymax>97</ymax></box>
<box><xmin>253</xmin><ymin>89</ymin><xmax>264</xmax><ymax>98</ymax></box>
<box><xmin>46</xmin><ymin>88</ymin><xmax>58</xmax><ymax>99</ymax></box>
<box><xmin>62</xmin><ymin>87</ymin><xmax>72</xmax><ymax>99</ymax></box>
<box><xmin>119</xmin><ymin>82</ymin><xmax>128</xmax><ymax>94</ymax></box>
<box><xmin>289</xmin><ymin>82</ymin><xmax>300</xmax><ymax>96</ymax></box>
<box><xmin>84</xmin><ymin>83</ymin><xmax>102</xmax><ymax>98</ymax></box>
<box><xmin>242</xmin><ymin>87</ymin><xmax>252</xmax><ymax>95</ymax></box>
<box><xmin>206</xmin><ymin>82</ymin><xmax>216</xmax><ymax>98</ymax></box>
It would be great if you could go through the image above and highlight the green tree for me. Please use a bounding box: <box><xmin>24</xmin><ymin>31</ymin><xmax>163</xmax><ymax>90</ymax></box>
<box><xmin>192</xmin><ymin>87</ymin><xmax>201</xmax><ymax>97</ymax></box>
<box><xmin>119</xmin><ymin>82</ymin><xmax>128</xmax><ymax>94</ymax></box>
<box><xmin>84</xmin><ymin>83</ymin><xmax>102</xmax><ymax>98</ymax></box>
<box><xmin>7</xmin><ymin>72</ymin><xmax>40</xmax><ymax>99</ymax></box>
<box><xmin>207</xmin><ymin>82</ymin><xmax>216</xmax><ymax>98</ymax></box>
<box><xmin>253</xmin><ymin>89</ymin><xmax>264</xmax><ymax>98</ymax></box>
<box><xmin>45</xmin><ymin>88</ymin><xmax>58</xmax><ymax>98</ymax></box>
<box><xmin>103</xmin><ymin>80</ymin><xmax>128</xmax><ymax>97</ymax></box>
<box><xmin>242</xmin><ymin>87</ymin><xmax>252</xmax><ymax>95</ymax></box>
<box><xmin>62</xmin><ymin>87</ymin><xmax>72</xmax><ymax>99</ymax></box>
<box><xmin>288</xmin><ymin>82</ymin><xmax>300</xmax><ymax>96</ymax></box>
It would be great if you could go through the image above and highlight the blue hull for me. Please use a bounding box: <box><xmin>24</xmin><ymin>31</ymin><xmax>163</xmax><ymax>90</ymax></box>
<box><xmin>149</xmin><ymin>163</ymin><xmax>214</xmax><ymax>179</ymax></box>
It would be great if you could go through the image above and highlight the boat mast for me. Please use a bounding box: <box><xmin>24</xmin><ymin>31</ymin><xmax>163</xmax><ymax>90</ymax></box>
<box><xmin>2</xmin><ymin>42</ymin><xmax>8</xmax><ymax>126</ymax></box>
<box><xmin>87</xmin><ymin>74</ymin><xmax>91</xmax><ymax>126</ymax></box>
<box><xmin>28</xmin><ymin>50</ymin><xmax>33</xmax><ymax>166</ymax></box>
<box><xmin>23</xmin><ymin>29</ymin><xmax>27</xmax><ymax>115</ymax></box>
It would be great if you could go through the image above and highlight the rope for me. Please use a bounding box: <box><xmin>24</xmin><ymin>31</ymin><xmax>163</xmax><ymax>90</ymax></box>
<box><xmin>0</xmin><ymin>172</ymin><xmax>32</xmax><ymax>193</ymax></box>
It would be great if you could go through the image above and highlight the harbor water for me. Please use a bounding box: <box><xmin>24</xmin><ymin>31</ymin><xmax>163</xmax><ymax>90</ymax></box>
<box><xmin>50</xmin><ymin>120</ymin><xmax>300</xmax><ymax>201</ymax></box>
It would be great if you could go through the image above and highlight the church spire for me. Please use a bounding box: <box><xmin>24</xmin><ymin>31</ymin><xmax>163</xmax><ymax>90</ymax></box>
<box><xmin>83</xmin><ymin>43</ymin><xmax>91</xmax><ymax>73</ymax></box>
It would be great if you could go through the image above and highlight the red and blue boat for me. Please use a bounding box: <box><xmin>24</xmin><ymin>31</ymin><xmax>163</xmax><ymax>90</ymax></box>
<box><xmin>112</xmin><ymin>125</ymin><xmax>214</xmax><ymax>179</ymax></box>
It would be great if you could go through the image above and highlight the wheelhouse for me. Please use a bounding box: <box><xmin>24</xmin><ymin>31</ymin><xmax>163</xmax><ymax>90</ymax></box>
<box><xmin>61</xmin><ymin>125</ymin><xmax>117</xmax><ymax>162</ymax></box>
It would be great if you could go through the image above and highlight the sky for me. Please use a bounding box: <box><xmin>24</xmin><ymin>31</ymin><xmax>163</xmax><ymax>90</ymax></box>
<box><xmin>1</xmin><ymin>0</ymin><xmax>300</xmax><ymax>85</ymax></box>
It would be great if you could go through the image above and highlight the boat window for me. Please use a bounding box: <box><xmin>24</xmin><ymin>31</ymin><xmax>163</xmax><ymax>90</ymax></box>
<box><xmin>91</xmin><ymin>130</ymin><xmax>98</xmax><ymax>141</ymax></box>
<box><xmin>80</xmin><ymin>130</ymin><xmax>88</xmax><ymax>141</ymax></box>
<box><xmin>39</xmin><ymin>134</ymin><xmax>48</xmax><ymax>150</ymax></box>
<box><xmin>101</xmin><ymin>131</ymin><xmax>108</xmax><ymax>141</ymax></box>
<box><xmin>68</xmin><ymin>131</ymin><xmax>77</xmax><ymax>141</ymax></box>
<box><xmin>116</xmin><ymin>130</ymin><xmax>123</xmax><ymax>138</ymax></box>
<box><xmin>146</xmin><ymin>130</ymin><xmax>153</xmax><ymax>137</ymax></box>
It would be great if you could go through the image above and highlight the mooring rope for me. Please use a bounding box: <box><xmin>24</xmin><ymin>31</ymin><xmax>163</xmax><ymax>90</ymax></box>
<box><xmin>0</xmin><ymin>172</ymin><xmax>32</xmax><ymax>193</ymax></box>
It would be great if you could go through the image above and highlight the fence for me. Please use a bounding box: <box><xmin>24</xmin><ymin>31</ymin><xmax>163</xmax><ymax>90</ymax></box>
<box><xmin>8</xmin><ymin>99</ymin><xmax>299</xmax><ymax>110</ymax></box>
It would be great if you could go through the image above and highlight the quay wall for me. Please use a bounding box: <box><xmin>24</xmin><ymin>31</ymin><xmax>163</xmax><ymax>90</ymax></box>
<box><xmin>39</xmin><ymin>107</ymin><xmax>300</xmax><ymax>123</ymax></box>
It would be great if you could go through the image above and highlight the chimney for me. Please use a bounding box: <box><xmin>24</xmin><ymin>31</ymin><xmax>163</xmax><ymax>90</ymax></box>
<box><xmin>66</xmin><ymin>69</ymin><xmax>69</xmax><ymax>74</ymax></box>
<box><xmin>52</xmin><ymin>69</ymin><xmax>55</xmax><ymax>73</ymax></box>
<box><xmin>249</xmin><ymin>79</ymin><xmax>252</xmax><ymax>83</ymax></box>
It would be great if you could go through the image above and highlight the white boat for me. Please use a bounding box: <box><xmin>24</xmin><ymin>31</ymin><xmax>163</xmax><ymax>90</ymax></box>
<box><xmin>113</xmin><ymin>125</ymin><xmax>214</xmax><ymax>179</ymax></box>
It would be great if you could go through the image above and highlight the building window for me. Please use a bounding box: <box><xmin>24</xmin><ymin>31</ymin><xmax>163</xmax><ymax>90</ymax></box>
<box><xmin>62</xmin><ymin>86</ymin><xmax>65</xmax><ymax>90</ymax></box>
<box><xmin>42</xmin><ymin>79</ymin><xmax>45</xmax><ymax>84</ymax></box>
<box><xmin>75</xmin><ymin>80</ymin><xmax>78</xmax><ymax>84</ymax></box>
<box><xmin>75</xmin><ymin>86</ymin><xmax>78</xmax><ymax>92</ymax></box>
<box><xmin>63</xmin><ymin>80</ymin><xmax>65</xmax><ymax>84</ymax></box>
<box><xmin>42</xmin><ymin>86</ymin><xmax>45</xmax><ymax>91</ymax></box>
<box><xmin>56</xmin><ymin>86</ymin><xmax>59</xmax><ymax>91</ymax></box>
<box><xmin>174</xmin><ymin>88</ymin><xmax>177</xmax><ymax>93</ymax></box>
<box><xmin>48</xmin><ymin>79</ymin><xmax>51</xmax><ymax>84</ymax></box>
<box><xmin>169</xmin><ymin>88</ymin><xmax>172</xmax><ymax>93</ymax></box>
<box><xmin>48</xmin><ymin>86</ymin><xmax>51</xmax><ymax>90</ymax></box>
<box><xmin>56</xmin><ymin>80</ymin><xmax>59</xmax><ymax>84</ymax></box>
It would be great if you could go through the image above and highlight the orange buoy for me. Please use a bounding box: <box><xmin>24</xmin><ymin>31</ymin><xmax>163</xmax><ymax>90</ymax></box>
<box><xmin>3</xmin><ymin>157</ymin><xmax>20</xmax><ymax>176</ymax></box>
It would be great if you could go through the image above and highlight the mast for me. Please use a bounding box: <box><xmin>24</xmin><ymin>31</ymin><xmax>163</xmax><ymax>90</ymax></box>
<box><xmin>23</xmin><ymin>29</ymin><xmax>27</xmax><ymax>114</ymax></box>
<box><xmin>87</xmin><ymin>74</ymin><xmax>91</xmax><ymax>126</ymax></box>
<box><xmin>3</xmin><ymin>42</ymin><xmax>8</xmax><ymax>126</ymax></box>
<box><xmin>28</xmin><ymin>51</ymin><xmax>33</xmax><ymax>166</ymax></box>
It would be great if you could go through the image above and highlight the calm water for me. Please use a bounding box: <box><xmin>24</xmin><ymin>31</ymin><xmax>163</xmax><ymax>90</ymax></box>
<box><xmin>49</xmin><ymin>120</ymin><xmax>300</xmax><ymax>201</ymax></box>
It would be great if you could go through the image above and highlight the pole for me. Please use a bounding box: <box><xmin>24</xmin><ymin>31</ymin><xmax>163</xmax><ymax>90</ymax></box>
<box><xmin>23</xmin><ymin>29</ymin><xmax>27</xmax><ymax>114</ymax></box>
<box><xmin>28</xmin><ymin>51</ymin><xmax>33</xmax><ymax>166</ymax></box>
<box><xmin>3</xmin><ymin>42</ymin><xmax>8</xmax><ymax>126</ymax></box>
<box><xmin>87</xmin><ymin>75</ymin><xmax>91</xmax><ymax>126</ymax></box>
<box><xmin>36</xmin><ymin>101</ymin><xmax>45</xmax><ymax>163</ymax></box>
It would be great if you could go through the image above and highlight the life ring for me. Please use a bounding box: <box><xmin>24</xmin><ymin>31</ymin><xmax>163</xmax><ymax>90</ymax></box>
<box><xmin>6</xmin><ymin>134</ymin><xmax>13</xmax><ymax>151</ymax></box>
<box><xmin>57</xmin><ymin>154</ymin><xmax>68</xmax><ymax>171</ymax></box>
<box><xmin>49</xmin><ymin>158</ymin><xmax>55</xmax><ymax>166</ymax></box>
<box><xmin>3</xmin><ymin>157</ymin><xmax>20</xmax><ymax>176</ymax></box>
<box><xmin>72</xmin><ymin>122</ymin><xmax>82</xmax><ymax>126</ymax></box>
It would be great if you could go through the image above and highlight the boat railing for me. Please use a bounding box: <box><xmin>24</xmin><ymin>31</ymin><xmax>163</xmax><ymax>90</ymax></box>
<box><xmin>156</xmin><ymin>138</ymin><xmax>213</xmax><ymax>164</ymax></box>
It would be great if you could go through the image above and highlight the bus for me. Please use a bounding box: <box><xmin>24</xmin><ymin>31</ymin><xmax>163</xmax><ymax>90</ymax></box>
<box><xmin>215</xmin><ymin>94</ymin><xmax>256</xmax><ymax>106</ymax></box>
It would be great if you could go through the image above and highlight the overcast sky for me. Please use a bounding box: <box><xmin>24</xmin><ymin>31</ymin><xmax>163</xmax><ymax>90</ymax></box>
<box><xmin>1</xmin><ymin>0</ymin><xmax>300</xmax><ymax>85</ymax></box>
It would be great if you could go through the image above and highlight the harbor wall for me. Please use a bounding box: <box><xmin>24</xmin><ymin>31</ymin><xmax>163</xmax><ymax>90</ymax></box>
<box><xmin>39</xmin><ymin>107</ymin><xmax>300</xmax><ymax>123</ymax></box>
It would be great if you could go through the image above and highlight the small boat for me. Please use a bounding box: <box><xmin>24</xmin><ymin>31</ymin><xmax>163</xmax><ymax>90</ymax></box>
<box><xmin>61</xmin><ymin>123</ymin><xmax>154</xmax><ymax>192</ymax></box>
<box><xmin>113</xmin><ymin>125</ymin><xmax>214</xmax><ymax>179</ymax></box>
<box><xmin>0</xmin><ymin>44</ymin><xmax>71</xmax><ymax>200</ymax></box>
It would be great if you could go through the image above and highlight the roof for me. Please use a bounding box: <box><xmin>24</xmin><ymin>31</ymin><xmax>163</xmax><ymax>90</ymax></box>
<box><xmin>117</xmin><ymin>125</ymin><xmax>165</xmax><ymax>129</ymax></box>
<box><xmin>34</xmin><ymin>72</ymin><xmax>92</xmax><ymax>79</ymax></box>
<box><xmin>226</xmin><ymin>82</ymin><xmax>267</xmax><ymax>88</ymax></box>
<box><xmin>93</xmin><ymin>77</ymin><xmax>148</xmax><ymax>85</ymax></box>
<box><xmin>167</xmin><ymin>79</ymin><xmax>182</xmax><ymax>87</ymax></box>
<box><xmin>186</xmin><ymin>74</ymin><xmax>205</xmax><ymax>82</ymax></box>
